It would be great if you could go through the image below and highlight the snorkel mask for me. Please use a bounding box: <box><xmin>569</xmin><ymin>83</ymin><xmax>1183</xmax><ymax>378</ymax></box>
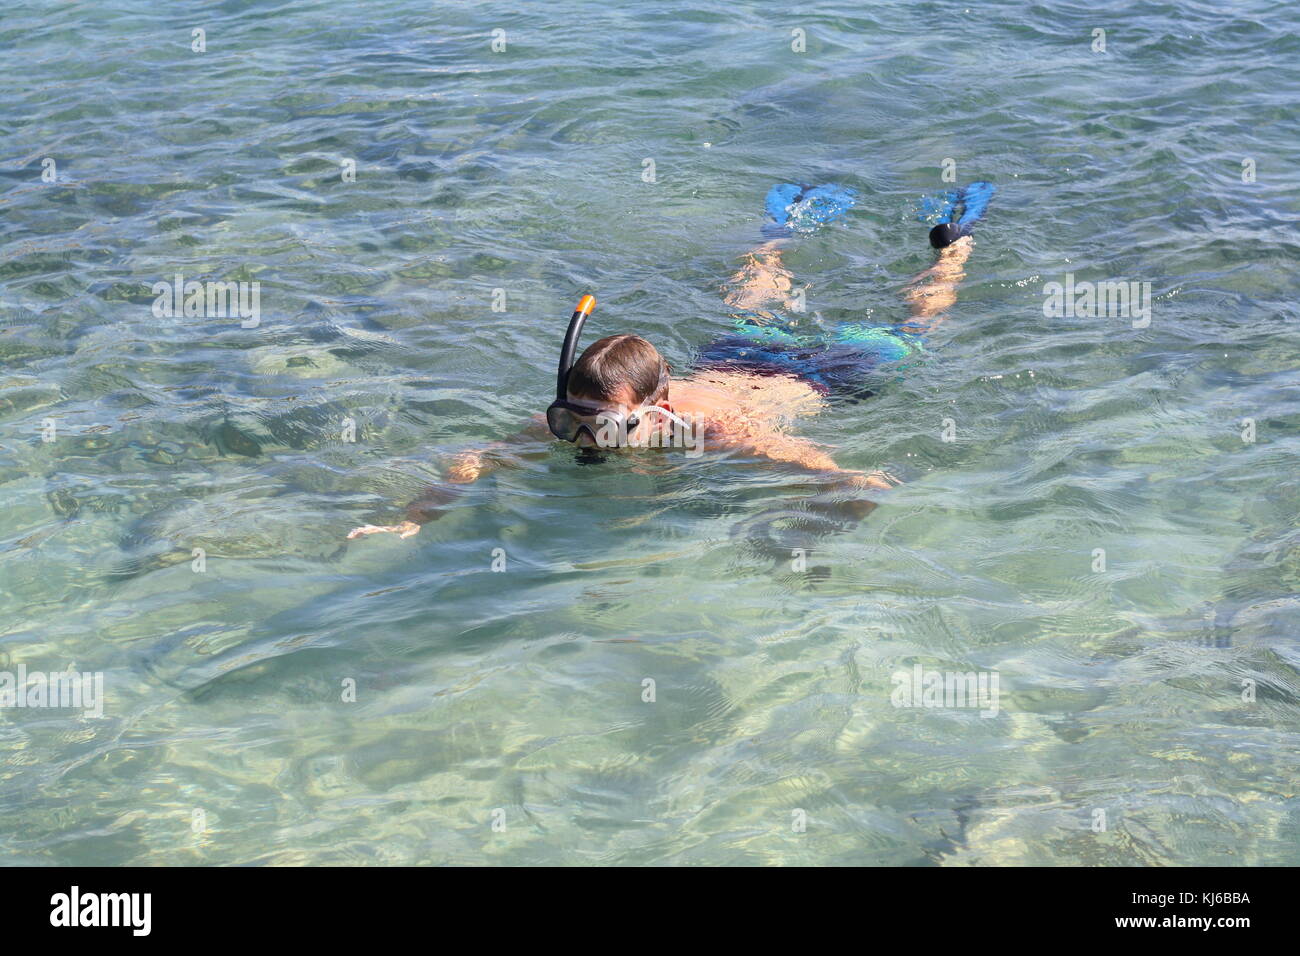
<box><xmin>545</xmin><ymin>295</ymin><xmax>670</xmax><ymax>447</ymax></box>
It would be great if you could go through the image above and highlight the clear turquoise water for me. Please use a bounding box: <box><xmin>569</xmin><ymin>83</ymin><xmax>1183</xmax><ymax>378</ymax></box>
<box><xmin>1</xmin><ymin>0</ymin><xmax>1297</xmax><ymax>865</ymax></box>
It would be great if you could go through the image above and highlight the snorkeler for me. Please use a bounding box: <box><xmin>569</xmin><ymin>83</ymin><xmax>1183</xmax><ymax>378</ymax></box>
<box><xmin>347</xmin><ymin>181</ymin><xmax>994</xmax><ymax>540</ymax></box>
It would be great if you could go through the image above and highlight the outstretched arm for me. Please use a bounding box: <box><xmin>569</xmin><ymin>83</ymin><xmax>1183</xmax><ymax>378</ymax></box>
<box><xmin>740</xmin><ymin>427</ymin><xmax>898</xmax><ymax>491</ymax></box>
<box><xmin>347</xmin><ymin>417</ymin><xmax>552</xmax><ymax>540</ymax></box>
<box><xmin>899</xmin><ymin>235</ymin><xmax>974</xmax><ymax>334</ymax></box>
<box><xmin>439</xmin><ymin>415</ymin><xmax>553</xmax><ymax>483</ymax></box>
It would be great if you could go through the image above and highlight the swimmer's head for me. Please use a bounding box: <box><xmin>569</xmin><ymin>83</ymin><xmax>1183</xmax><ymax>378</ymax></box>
<box><xmin>567</xmin><ymin>334</ymin><xmax>669</xmax><ymax>407</ymax></box>
<box><xmin>560</xmin><ymin>334</ymin><xmax>671</xmax><ymax>448</ymax></box>
<box><xmin>929</xmin><ymin>222</ymin><xmax>964</xmax><ymax>249</ymax></box>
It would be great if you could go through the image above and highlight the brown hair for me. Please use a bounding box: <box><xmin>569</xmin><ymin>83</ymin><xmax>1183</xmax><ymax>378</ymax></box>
<box><xmin>566</xmin><ymin>334</ymin><xmax>668</xmax><ymax>404</ymax></box>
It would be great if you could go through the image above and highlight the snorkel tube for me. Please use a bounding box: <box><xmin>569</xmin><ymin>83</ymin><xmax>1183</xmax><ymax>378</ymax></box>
<box><xmin>546</xmin><ymin>295</ymin><xmax>599</xmax><ymax>441</ymax></box>
<box><xmin>555</xmin><ymin>294</ymin><xmax>597</xmax><ymax>401</ymax></box>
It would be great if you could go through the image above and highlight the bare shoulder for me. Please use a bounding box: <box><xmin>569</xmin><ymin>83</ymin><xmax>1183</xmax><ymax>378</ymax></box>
<box><xmin>676</xmin><ymin>370</ymin><xmax>824</xmax><ymax>420</ymax></box>
<box><xmin>671</xmin><ymin>371</ymin><xmax>826</xmax><ymax>454</ymax></box>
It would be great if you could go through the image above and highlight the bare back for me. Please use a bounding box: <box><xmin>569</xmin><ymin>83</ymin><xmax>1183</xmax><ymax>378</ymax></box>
<box><xmin>668</xmin><ymin>369</ymin><xmax>842</xmax><ymax>471</ymax></box>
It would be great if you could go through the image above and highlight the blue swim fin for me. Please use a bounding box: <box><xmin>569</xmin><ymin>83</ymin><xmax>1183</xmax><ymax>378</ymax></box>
<box><xmin>763</xmin><ymin>182</ymin><xmax>857</xmax><ymax>238</ymax></box>
<box><xmin>956</xmin><ymin>180</ymin><xmax>995</xmax><ymax>227</ymax></box>
<box><xmin>764</xmin><ymin>183</ymin><xmax>805</xmax><ymax>234</ymax></box>
<box><xmin>922</xmin><ymin>181</ymin><xmax>996</xmax><ymax>247</ymax></box>
<box><xmin>917</xmin><ymin>182</ymin><xmax>996</xmax><ymax>225</ymax></box>
<box><xmin>917</xmin><ymin>189</ymin><xmax>960</xmax><ymax>224</ymax></box>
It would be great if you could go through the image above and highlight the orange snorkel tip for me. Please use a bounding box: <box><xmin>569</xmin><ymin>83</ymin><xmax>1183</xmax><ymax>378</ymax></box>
<box><xmin>556</xmin><ymin>294</ymin><xmax>597</xmax><ymax>400</ymax></box>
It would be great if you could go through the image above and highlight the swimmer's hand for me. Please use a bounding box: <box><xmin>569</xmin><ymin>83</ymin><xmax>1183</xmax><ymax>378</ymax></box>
<box><xmin>348</xmin><ymin>520</ymin><xmax>421</xmax><ymax>540</ymax></box>
<box><xmin>813</xmin><ymin>470</ymin><xmax>898</xmax><ymax>520</ymax></box>
<box><xmin>842</xmin><ymin>470</ymin><xmax>901</xmax><ymax>491</ymax></box>
<box><xmin>347</xmin><ymin>482</ymin><xmax>468</xmax><ymax>541</ymax></box>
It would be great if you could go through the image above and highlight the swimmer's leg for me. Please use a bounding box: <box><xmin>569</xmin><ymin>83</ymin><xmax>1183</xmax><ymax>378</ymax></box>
<box><xmin>724</xmin><ymin>243</ymin><xmax>799</xmax><ymax>314</ymax></box>
<box><xmin>726</xmin><ymin>181</ymin><xmax>859</xmax><ymax>313</ymax></box>
<box><xmin>901</xmin><ymin>181</ymin><xmax>995</xmax><ymax>329</ymax></box>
